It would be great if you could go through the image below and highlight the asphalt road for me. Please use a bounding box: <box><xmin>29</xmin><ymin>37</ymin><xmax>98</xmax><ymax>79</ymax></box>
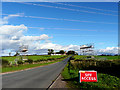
<box><xmin>2</xmin><ymin>56</ymin><xmax>70</xmax><ymax>88</ymax></box>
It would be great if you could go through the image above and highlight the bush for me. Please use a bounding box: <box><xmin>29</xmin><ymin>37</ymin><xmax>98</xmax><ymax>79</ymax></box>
<box><xmin>87</xmin><ymin>56</ymin><xmax>92</xmax><ymax>58</ymax></box>
<box><xmin>34</xmin><ymin>60</ymin><xmax>39</xmax><ymax>63</ymax></box>
<box><xmin>25</xmin><ymin>59</ymin><xmax>33</xmax><ymax>64</ymax></box>
<box><xmin>2</xmin><ymin>59</ymin><xmax>9</xmax><ymax>66</ymax></box>
<box><xmin>17</xmin><ymin>60</ymin><xmax>24</xmax><ymax>65</ymax></box>
<box><xmin>70</xmin><ymin>57</ymin><xmax>75</xmax><ymax>60</ymax></box>
<box><xmin>37</xmin><ymin>59</ymin><xmax>42</xmax><ymax>62</ymax></box>
<box><xmin>36</xmin><ymin>59</ymin><xmax>47</xmax><ymax>62</ymax></box>
<box><xmin>48</xmin><ymin>57</ymin><xmax>55</xmax><ymax>60</ymax></box>
<box><xmin>74</xmin><ymin>59</ymin><xmax>83</xmax><ymax>61</ymax></box>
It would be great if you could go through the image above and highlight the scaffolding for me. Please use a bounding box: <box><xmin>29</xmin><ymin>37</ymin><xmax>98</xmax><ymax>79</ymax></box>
<box><xmin>19</xmin><ymin>45</ymin><xmax>28</xmax><ymax>60</ymax></box>
<box><xmin>80</xmin><ymin>43</ymin><xmax>94</xmax><ymax>56</ymax></box>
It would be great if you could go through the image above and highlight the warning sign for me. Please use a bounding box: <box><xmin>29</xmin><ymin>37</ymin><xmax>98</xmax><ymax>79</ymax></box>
<box><xmin>79</xmin><ymin>71</ymin><xmax>97</xmax><ymax>83</ymax></box>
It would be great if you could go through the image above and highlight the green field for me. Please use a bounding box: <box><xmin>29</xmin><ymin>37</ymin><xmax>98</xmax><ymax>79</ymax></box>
<box><xmin>94</xmin><ymin>56</ymin><xmax>119</xmax><ymax>60</ymax></box>
<box><xmin>2</xmin><ymin>55</ymin><xmax>66</xmax><ymax>62</ymax></box>
<box><xmin>2</xmin><ymin>56</ymin><xmax>16</xmax><ymax>62</ymax></box>
<box><xmin>2</xmin><ymin>55</ymin><xmax>119</xmax><ymax>62</ymax></box>
<box><xmin>27</xmin><ymin>55</ymin><xmax>65</xmax><ymax>61</ymax></box>
<box><xmin>2</xmin><ymin>55</ymin><xmax>68</xmax><ymax>73</ymax></box>
<box><xmin>72</xmin><ymin>55</ymin><xmax>119</xmax><ymax>60</ymax></box>
<box><xmin>2</xmin><ymin>58</ymin><xmax>65</xmax><ymax>73</ymax></box>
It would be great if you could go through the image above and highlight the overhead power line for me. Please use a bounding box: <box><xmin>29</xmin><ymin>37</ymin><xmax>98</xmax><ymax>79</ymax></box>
<box><xmin>2</xmin><ymin>13</ymin><xmax>117</xmax><ymax>24</ymax></box>
<box><xmin>28</xmin><ymin>27</ymin><xmax>116</xmax><ymax>32</ymax></box>
<box><xmin>49</xmin><ymin>2</ymin><xmax>118</xmax><ymax>13</ymax></box>
<box><xmin>17</xmin><ymin>2</ymin><xmax>117</xmax><ymax>17</ymax></box>
<box><xmin>28</xmin><ymin>27</ymin><xmax>97</xmax><ymax>31</ymax></box>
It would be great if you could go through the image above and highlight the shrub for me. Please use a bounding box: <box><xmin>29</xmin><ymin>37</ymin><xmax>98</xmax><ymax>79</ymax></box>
<box><xmin>70</xmin><ymin>57</ymin><xmax>75</xmax><ymax>60</ymax></box>
<box><xmin>2</xmin><ymin>59</ymin><xmax>9</xmax><ymax>66</ymax></box>
<box><xmin>48</xmin><ymin>57</ymin><xmax>55</xmax><ymax>60</ymax></box>
<box><xmin>41</xmin><ymin>58</ymin><xmax>48</xmax><ymax>61</ymax></box>
<box><xmin>62</xmin><ymin>63</ymin><xmax>120</xmax><ymax>89</ymax></box>
<box><xmin>74</xmin><ymin>59</ymin><xmax>83</xmax><ymax>61</ymax></box>
<box><xmin>39</xmin><ymin>59</ymin><xmax>44</xmax><ymax>61</ymax></box>
<box><xmin>87</xmin><ymin>56</ymin><xmax>92</xmax><ymax>58</ymax></box>
<box><xmin>17</xmin><ymin>60</ymin><xmax>24</xmax><ymax>65</ymax></box>
<box><xmin>38</xmin><ymin>59</ymin><xmax>41</xmax><ymax>62</ymax></box>
<box><xmin>25</xmin><ymin>59</ymin><xmax>33</xmax><ymax>64</ymax></box>
<box><xmin>34</xmin><ymin>60</ymin><xmax>39</xmax><ymax>63</ymax></box>
<box><xmin>37</xmin><ymin>59</ymin><xmax>45</xmax><ymax>62</ymax></box>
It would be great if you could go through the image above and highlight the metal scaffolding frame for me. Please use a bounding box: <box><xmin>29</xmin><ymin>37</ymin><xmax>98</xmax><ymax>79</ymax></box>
<box><xmin>19</xmin><ymin>45</ymin><xmax>28</xmax><ymax>60</ymax></box>
<box><xmin>80</xmin><ymin>43</ymin><xmax>94</xmax><ymax>55</ymax></box>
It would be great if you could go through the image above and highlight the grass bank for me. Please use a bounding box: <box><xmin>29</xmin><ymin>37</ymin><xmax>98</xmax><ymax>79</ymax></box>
<box><xmin>61</xmin><ymin>64</ymin><xmax>120</xmax><ymax>89</ymax></box>
<box><xmin>61</xmin><ymin>55</ymin><xmax>120</xmax><ymax>89</ymax></box>
<box><xmin>2</xmin><ymin>56</ymin><xmax>68</xmax><ymax>73</ymax></box>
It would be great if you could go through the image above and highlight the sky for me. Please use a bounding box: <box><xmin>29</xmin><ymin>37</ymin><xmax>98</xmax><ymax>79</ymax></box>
<box><xmin>2</xmin><ymin>0</ymin><xmax>120</xmax><ymax>2</ymax></box>
<box><xmin>1</xmin><ymin>2</ymin><xmax>119</xmax><ymax>56</ymax></box>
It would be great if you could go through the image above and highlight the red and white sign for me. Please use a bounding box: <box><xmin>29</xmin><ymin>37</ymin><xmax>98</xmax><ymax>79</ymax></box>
<box><xmin>79</xmin><ymin>71</ymin><xmax>97</xmax><ymax>83</ymax></box>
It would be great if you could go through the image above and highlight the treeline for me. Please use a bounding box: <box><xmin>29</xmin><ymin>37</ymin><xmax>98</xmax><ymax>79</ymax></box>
<box><xmin>48</xmin><ymin>49</ymin><xmax>78</xmax><ymax>55</ymax></box>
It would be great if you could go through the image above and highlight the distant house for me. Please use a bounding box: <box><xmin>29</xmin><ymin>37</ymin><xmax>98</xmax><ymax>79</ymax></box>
<box><xmin>51</xmin><ymin>54</ymin><xmax>62</xmax><ymax>55</ymax></box>
<box><xmin>51</xmin><ymin>50</ymin><xmax>67</xmax><ymax>55</ymax></box>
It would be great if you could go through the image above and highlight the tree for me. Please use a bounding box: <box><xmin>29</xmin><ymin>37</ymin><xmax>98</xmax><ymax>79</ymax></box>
<box><xmin>67</xmin><ymin>50</ymin><xmax>75</xmax><ymax>55</ymax></box>
<box><xmin>9</xmin><ymin>52</ymin><xmax>11</xmax><ymax>56</ymax></box>
<box><xmin>48</xmin><ymin>49</ymin><xmax>54</xmax><ymax>55</ymax></box>
<box><xmin>59</xmin><ymin>50</ymin><xmax>65</xmax><ymax>54</ymax></box>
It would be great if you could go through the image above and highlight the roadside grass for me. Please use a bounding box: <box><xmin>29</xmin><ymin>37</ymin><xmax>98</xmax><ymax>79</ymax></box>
<box><xmin>2</xmin><ymin>55</ymin><xmax>66</xmax><ymax>66</ymax></box>
<box><xmin>2</xmin><ymin>56</ymin><xmax>68</xmax><ymax>73</ymax></box>
<box><xmin>61</xmin><ymin>64</ymin><xmax>120</xmax><ymax>89</ymax></box>
<box><xmin>61</xmin><ymin>55</ymin><xmax>120</xmax><ymax>89</ymax></box>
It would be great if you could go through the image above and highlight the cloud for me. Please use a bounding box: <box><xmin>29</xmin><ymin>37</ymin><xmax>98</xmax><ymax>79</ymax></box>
<box><xmin>0</xmin><ymin>24</ymin><xmax>28</xmax><ymax>50</ymax></box>
<box><xmin>0</xmin><ymin>14</ymin><xmax>52</xmax><ymax>56</ymax></box>
<box><xmin>3</xmin><ymin>13</ymin><xmax>23</xmax><ymax>20</ymax></box>
<box><xmin>0</xmin><ymin>23</ymin><xmax>117</xmax><ymax>55</ymax></box>
<box><xmin>0</xmin><ymin>19</ymin><xmax>8</xmax><ymax>25</ymax></box>
<box><xmin>96</xmin><ymin>47</ymin><xmax>118</xmax><ymax>54</ymax></box>
<box><xmin>0</xmin><ymin>14</ymin><xmax>86</xmax><ymax>55</ymax></box>
<box><xmin>28</xmin><ymin>42</ymin><xmax>119</xmax><ymax>55</ymax></box>
<box><xmin>0</xmin><ymin>24</ymin><xmax>51</xmax><ymax>56</ymax></box>
<box><xmin>1</xmin><ymin>27</ymin><xmax>118</xmax><ymax>56</ymax></box>
<box><xmin>34</xmin><ymin>43</ymin><xmax>80</xmax><ymax>51</ymax></box>
<box><xmin>1</xmin><ymin>13</ymin><xmax>24</xmax><ymax>25</ymax></box>
<box><xmin>0</xmin><ymin>24</ymin><xmax>27</xmax><ymax>35</ymax></box>
<box><xmin>20</xmin><ymin>34</ymin><xmax>50</xmax><ymax>41</ymax></box>
<box><xmin>1</xmin><ymin>11</ymin><xmax>118</xmax><ymax>56</ymax></box>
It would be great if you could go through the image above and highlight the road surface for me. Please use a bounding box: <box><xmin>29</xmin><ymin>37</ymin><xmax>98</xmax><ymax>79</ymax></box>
<box><xmin>2</xmin><ymin>56</ymin><xmax>70</xmax><ymax>88</ymax></box>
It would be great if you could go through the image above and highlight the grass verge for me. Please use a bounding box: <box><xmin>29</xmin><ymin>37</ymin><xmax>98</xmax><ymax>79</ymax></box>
<box><xmin>2</xmin><ymin>57</ymin><xmax>68</xmax><ymax>73</ymax></box>
<box><xmin>61</xmin><ymin>64</ymin><xmax>120</xmax><ymax>89</ymax></box>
